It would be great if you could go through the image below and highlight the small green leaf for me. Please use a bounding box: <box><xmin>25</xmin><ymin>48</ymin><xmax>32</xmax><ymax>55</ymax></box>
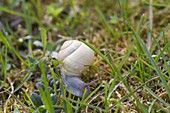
<box><xmin>36</xmin><ymin>82</ymin><xmax>45</xmax><ymax>90</ymax></box>
<box><xmin>30</xmin><ymin>93</ymin><xmax>43</xmax><ymax>108</ymax></box>
<box><xmin>47</xmin><ymin>4</ymin><xmax>63</xmax><ymax>17</ymax></box>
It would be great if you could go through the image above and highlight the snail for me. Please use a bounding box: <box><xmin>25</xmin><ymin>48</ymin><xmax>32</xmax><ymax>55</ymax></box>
<box><xmin>57</xmin><ymin>40</ymin><xmax>94</xmax><ymax>97</ymax></box>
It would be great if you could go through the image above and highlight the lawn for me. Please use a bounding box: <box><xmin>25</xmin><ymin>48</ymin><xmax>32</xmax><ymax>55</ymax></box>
<box><xmin>0</xmin><ymin>0</ymin><xmax>170</xmax><ymax>113</ymax></box>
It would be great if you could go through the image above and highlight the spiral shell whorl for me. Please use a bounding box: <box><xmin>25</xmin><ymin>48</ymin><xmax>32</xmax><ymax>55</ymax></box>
<box><xmin>58</xmin><ymin>40</ymin><xmax>94</xmax><ymax>76</ymax></box>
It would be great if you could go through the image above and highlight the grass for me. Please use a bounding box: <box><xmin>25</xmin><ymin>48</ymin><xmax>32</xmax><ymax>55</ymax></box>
<box><xmin>0</xmin><ymin>0</ymin><xmax>170</xmax><ymax>112</ymax></box>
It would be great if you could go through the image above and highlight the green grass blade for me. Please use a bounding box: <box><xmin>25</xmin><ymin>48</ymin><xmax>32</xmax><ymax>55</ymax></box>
<box><xmin>144</xmin><ymin>86</ymin><xmax>169</xmax><ymax>107</ymax></box>
<box><xmin>83</xmin><ymin>83</ymin><xmax>103</xmax><ymax>103</ymax></box>
<box><xmin>14</xmin><ymin>72</ymin><xmax>33</xmax><ymax>93</ymax></box>
<box><xmin>0</xmin><ymin>32</ymin><xmax>29</xmax><ymax>67</ymax></box>
<box><xmin>0</xmin><ymin>6</ymin><xmax>39</xmax><ymax>24</ymax></box>
<box><xmin>40</xmin><ymin>28</ymin><xmax>47</xmax><ymax>55</ymax></box>
<box><xmin>39</xmin><ymin>61</ymin><xmax>55</xmax><ymax>113</ymax></box>
<box><xmin>62</xmin><ymin>96</ymin><xmax>105</xmax><ymax>112</ymax></box>
<box><xmin>150</xmin><ymin>24</ymin><xmax>170</xmax><ymax>54</ymax></box>
<box><xmin>0</xmin><ymin>47</ymin><xmax>7</xmax><ymax>89</ymax></box>
<box><xmin>132</xmin><ymin>93</ymin><xmax>148</xmax><ymax>113</ymax></box>
<box><xmin>22</xmin><ymin>88</ymin><xmax>36</xmax><ymax>110</ymax></box>
<box><xmin>148</xmin><ymin>99</ymin><xmax>156</xmax><ymax>113</ymax></box>
<box><xmin>0</xmin><ymin>7</ymin><xmax>28</xmax><ymax>18</ymax></box>
<box><xmin>137</xmin><ymin>14</ymin><xmax>145</xmax><ymax>35</ymax></box>
<box><xmin>96</xmin><ymin>8</ymin><xmax>115</xmax><ymax>37</ymax></box>
<box><xmin>60</xmin><ymin>79</ymin><xmax>69</xmax><ymax>113</ymax></box>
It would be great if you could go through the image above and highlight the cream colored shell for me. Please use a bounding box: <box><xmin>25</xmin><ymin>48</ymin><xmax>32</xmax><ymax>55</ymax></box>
<box><xmin>58</xmin><ymin>40</ymin><xmax>94</xmax><ymax>76</ymax></box>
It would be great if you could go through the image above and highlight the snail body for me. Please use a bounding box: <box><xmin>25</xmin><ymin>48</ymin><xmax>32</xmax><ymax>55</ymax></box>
<box><xmin>58</xmin><ymin>40</ymin><xmax>94</xmax><ymax>97</ymax></box>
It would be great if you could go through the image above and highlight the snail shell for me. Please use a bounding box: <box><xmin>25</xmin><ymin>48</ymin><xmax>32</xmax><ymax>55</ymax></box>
<box><xmin>58</xmin><ymin>40</ymin><xmax>94</xmax><ymax>97</ymax></box>
<box><xmin>58</xmin><ymin>40</ymin><xmax>94</xmax><ymax>76</ymax></box>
